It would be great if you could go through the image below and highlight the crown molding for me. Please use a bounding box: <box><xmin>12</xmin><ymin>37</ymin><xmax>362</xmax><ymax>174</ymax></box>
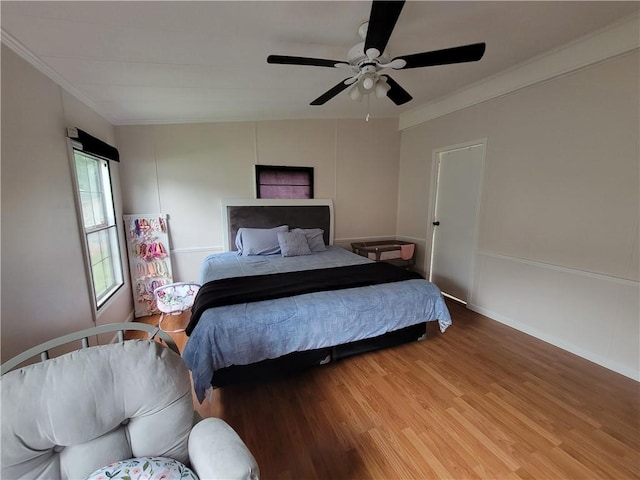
<box><xmin>3</xmin><ymin>10</ymin><xmax>638</xmax><ymax>130</ymax></box>
<box><xmin>399</xmin><ymin>12</ymin><xmax>640</xmax><ymax>130</ymax></box>
<box><xmin>1</xmin><ymin>28</ymin><xmax>115</xmax><ymax>123</ymax></box>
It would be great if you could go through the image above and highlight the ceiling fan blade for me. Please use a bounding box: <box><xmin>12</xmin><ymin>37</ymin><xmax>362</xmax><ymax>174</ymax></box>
<box><xmin>310</xmin><ymin>79</ymin><xmax>351</xmax><ymax>105</ymax></box>
<box><xmin>380</xmin><ymin>75</ymin><xmax>412</xmax><ymax>105</ymax></box>
<box><xmin>392</xmin><ymin>42</ymin><xmax>486</xmax><ymax>69</ymax></box>
<box><xmin>364</xmin><ymin>0</ymin><xmax>405</xmax><ymax>60</ymax></box>
<box><xmin>267</xmin><ymin>55</ymin><xmax>349</xmax><ymax>68</ymax></box>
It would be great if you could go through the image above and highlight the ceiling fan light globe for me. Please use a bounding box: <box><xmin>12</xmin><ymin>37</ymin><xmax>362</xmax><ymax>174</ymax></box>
<box><xmin>374</xmin><ymin>79</ymin><xmax>391</xmax><ymax>98</ymax></box>
<box><xmin>362</xmin><ymin>76</ymin><xmax>375</xmax><ymax>90</ymax></box>
<box><xmin>348</xmin><ymin>84</ymin><xmax>363</xmax><ymax>101</ymax></box>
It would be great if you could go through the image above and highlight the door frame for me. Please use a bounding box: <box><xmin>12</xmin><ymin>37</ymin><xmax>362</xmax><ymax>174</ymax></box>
<box><xmin>425</xmin><ymin>138</ymin><xmax>487</xmax><ymax>304</ymax></box>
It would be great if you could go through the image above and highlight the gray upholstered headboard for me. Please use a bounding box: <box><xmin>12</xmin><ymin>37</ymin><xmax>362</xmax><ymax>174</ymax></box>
<box><xmin>222</xmin><ymin>199</ymin><xmax>334</xmax><ymax>251</ymax></box>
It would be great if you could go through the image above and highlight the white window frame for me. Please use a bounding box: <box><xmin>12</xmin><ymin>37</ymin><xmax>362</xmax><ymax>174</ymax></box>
<box><xmin>68</xmin><ymin>139</ymin><xmax>124</xmax><ymax>314</ymax></box>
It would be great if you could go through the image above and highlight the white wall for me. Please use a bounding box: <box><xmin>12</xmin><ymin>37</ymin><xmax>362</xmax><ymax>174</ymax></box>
<box><xmin>1</xmin><ymin>46</ymin><xmax>133</xmax><ymax>362</ymax></box>
<box><xmin>4</xmin><ymin>28</ymin><xmax>637</xmax><ymax>384</ymax></box>
<box><xmin>397</xmin><ymin>51</ymin><xmax>640</xmax><ymax>380</ymax></box>
<box><xmin>115</xmin><ymin>118</ymin><xmax>401</xmax><ymax>282</ymax></box>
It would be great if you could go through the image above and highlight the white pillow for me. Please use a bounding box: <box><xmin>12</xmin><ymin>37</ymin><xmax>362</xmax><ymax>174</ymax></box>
<box><xmin>277</xmin><ymin>231</ymin><xmax>312</xmax><ymax>257</ymax></box>
<box><xmin>86</xmin><ymin>456</ymin><xmax>198</xmax><ymax>480</ymax></box>
<box><xmin>235</xmin><ymin>225</ymin><xmax>288</xmax><ymax>256</ymax></box>
<box><xmin>292</xmin><ymin>228</ymin><xmax>326</xmax><ymax>252</ymax></box>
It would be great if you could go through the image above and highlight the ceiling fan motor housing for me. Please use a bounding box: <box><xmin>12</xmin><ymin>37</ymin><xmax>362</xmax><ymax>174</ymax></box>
<box><xmin>347</xmin><ymin>42</ymin><xmax>389</xmax><ymax>70</ymax></box>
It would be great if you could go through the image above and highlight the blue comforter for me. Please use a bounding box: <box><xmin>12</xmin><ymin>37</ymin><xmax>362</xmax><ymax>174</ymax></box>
<box><xmin>183</xmin><ymin>247</ymin><xmax>451</xmax><ymax>401</ymax></box>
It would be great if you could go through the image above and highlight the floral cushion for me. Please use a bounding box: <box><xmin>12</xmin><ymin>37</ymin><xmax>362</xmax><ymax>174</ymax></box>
<box><xmin>86</xmin><ymin>457</ymin><xmax>198</xmax><ymax>480</ymax></box>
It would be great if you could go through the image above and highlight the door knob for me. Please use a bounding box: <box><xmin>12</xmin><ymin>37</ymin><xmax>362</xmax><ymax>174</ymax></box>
<box><xmin>432</xmin><ymin>221</ymin><xmax>440</xmax><ymax>226</ymax></box>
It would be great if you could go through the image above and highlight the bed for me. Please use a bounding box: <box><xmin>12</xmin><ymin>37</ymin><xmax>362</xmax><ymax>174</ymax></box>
<box><xmin>182</xmin><ymin>199</ymin><xmax>451</xmax><ymax>402</ymax></box>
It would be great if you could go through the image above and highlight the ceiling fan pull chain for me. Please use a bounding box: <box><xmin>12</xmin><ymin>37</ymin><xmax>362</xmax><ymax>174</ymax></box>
<box><xmin>366</xmin><ymin>94</ymin><xmax>371</xmax><ymax>122</ymax></box>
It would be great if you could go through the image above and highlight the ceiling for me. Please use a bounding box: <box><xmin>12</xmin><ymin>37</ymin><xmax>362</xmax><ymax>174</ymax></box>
<box><xmin>2</xmin><ymin>1</ymin><xmax>638</xmax><ymax>125</ymax></box>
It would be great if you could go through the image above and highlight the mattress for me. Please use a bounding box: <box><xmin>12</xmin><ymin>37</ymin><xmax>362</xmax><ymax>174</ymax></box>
<box><xmin>182</xmin><ymin>246</ymin><xmax>451</xmax><ymax>401</ymax></box>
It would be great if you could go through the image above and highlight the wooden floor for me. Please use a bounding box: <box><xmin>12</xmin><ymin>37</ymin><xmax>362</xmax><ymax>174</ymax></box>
<box><xmin>137</xmin><ymin>301</ymin><xmax>639</xmax><ymax>479</ymax></box>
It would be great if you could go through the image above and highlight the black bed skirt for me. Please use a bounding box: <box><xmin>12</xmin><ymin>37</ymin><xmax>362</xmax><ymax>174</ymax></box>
<box><xmin>211</xmin><ymin>322</ymin><xmax>427</xmax><ymax>388</ymax></box>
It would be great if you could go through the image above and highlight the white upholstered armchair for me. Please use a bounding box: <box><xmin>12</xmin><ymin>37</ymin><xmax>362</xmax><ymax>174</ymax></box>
<box><xmin>1</xmin><ymin>323</ymin><xmax>259</xmax><ymax>480</ymax></box>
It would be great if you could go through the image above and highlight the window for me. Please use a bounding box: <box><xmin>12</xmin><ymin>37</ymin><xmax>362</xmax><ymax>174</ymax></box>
<box><xmin>71</xmin><ymin>149</ymin><xmax>123</xmax><ymax>308</ymax></box>
<box><xmin>256</xmin><ymin>165</ymin><xmax>314</xmax><ymax>199</ymax></box>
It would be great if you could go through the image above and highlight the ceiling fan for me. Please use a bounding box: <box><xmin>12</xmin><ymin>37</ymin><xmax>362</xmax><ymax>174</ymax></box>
<box><xmin>267</xmin><ymin>0</ymin><xmax>486</xmax><ymax>106</ymax></box>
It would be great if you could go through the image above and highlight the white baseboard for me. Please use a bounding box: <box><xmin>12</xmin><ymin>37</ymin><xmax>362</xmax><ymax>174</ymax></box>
<box><xmin>467</xmin><ymin>302</ymin><xmax>640</xmax><ymax>382</ymax></box>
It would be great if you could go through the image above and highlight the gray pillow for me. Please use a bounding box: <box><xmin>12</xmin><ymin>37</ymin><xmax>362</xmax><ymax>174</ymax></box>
<box><xmin>277</xmin><ymin>231</ymin><xmax>312</xmax><ymax>257</ymax></box>
<box><xmin>292</xmin><ymin>228</ymin><xmax>326</xmax><ymax>252</ymax></box>
<box><xmin>235</xmin><ymin>225</ymin><xmax>288</xmax><ymax>256</ymax></box>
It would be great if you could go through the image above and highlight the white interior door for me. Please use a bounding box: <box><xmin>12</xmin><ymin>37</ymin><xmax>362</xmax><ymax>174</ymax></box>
<box><xmin>429</xmin><ymin>143</ymin><xmax>485</xmax><ymax>303</ymax></box>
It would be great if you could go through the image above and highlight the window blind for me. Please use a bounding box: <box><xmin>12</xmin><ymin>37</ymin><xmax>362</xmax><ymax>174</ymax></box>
<box><xmin>67</xmin><ymin>127</ymin><xmax>120</xmax><ymax>162</ymax></box>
